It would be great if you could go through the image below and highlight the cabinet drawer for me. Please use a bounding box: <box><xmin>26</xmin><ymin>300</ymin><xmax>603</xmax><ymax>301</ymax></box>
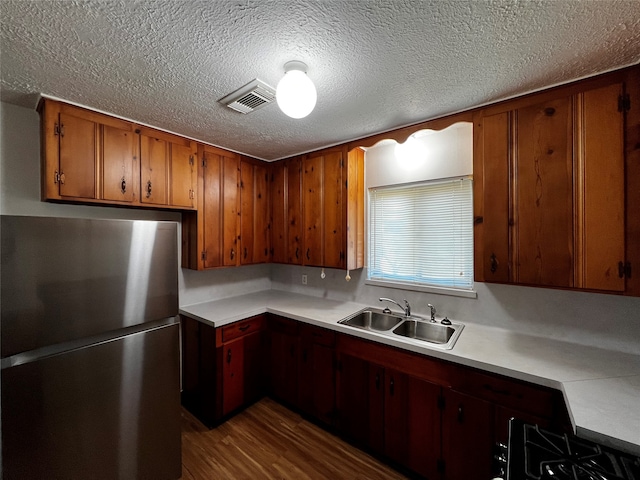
<box><xmin>300</xmin><ymin>324</ymin><xmax>335</xmax><ymax>347</ymax></box>
<box><xmin>221</xmin><ymin>314</ymin><xmax>265</xmax><ymax>343</ymax></box>
<box><xmin>451</xmin><ymin>367</ymin><xmax>556</xmax><ymax>419</ymax></box>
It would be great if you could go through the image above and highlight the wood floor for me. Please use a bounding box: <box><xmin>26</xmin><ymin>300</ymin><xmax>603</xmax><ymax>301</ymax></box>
<box><xmin>181</xmin><ymin>397</ymin><xmax>408</xmax><ymax>480</ymax></box>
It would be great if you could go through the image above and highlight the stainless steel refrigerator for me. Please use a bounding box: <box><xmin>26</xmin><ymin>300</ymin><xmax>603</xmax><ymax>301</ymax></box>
<box><xmin>1</xmin><ymin>215</ymin><xmax>181</xmax><ymax>480</ymax></box>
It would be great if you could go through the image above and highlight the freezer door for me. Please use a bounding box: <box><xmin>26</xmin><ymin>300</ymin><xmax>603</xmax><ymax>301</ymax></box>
<box><xmin>1</xmin><ymin>323</ymin><xmax>181</xmax><ymax>480</ymax></box>
<box><xmin>1</xmin><ymin>215</ymin><xmax>178</xmax><ymax>358</ymax></box>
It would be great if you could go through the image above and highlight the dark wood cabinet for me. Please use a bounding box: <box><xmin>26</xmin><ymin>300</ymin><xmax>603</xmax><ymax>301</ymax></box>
<box><xmin>441</xmin><ymin>389</ymin><xmax>494</xmax><ymax>480</ymax></box>
<box><xmin>182</xmin><ymin>145</ymin><xmax>240</xmax><ymax>269</ymax></box>
<box><xmin>298</xmin><ymin>324</ymin><xmax>336</xmax><ymax>425</ymax></box>
<box><xmin>474</xmin><ymin>74</ymin><xmax>635</xmax><ymax>294</ymax></box>
<box><xmin>270</xmin><ymin>157</ymin><xmax>303</xmax><ymax>264</ymax></box>
<box><xmin>267</xmin><ymin>315</ymin><xmax>300</xmax><ymax>407</ymax></box>
<box><xmin>240</xmin><ymin>157</ymin><xmax>270</xmax><ymax>265</ymax></box>
<box><xmin>180</xmin><ymin>314</ymin><xmax>265</xmax><ymax>427</ymax></box>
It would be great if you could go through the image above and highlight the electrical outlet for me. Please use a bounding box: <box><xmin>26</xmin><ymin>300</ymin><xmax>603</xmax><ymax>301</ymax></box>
<box><xmin>302</xmin><ymin>274</ymin><xmax>308</xmax><ymax>285</ymax></box>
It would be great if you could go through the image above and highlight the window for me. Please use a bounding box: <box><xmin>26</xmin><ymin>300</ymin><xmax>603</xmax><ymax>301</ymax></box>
<box><xmin>368</xmin><ymin>177</ymin><xmax>474</xmax><ymax>292</ymax></box>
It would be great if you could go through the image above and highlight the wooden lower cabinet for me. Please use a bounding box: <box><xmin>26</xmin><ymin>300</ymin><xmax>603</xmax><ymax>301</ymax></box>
<box><xmin>298</xmin><ymin>324</ymin><xmax>336</xmax><ymax>425</ymax></box>
<box><xmin>182</xmin><ymin>315</ymin><xmax>568</xmax><ymax>480</ymax></box>
<box><xmin>180</xmin><ymin>314</ymin><xmax>265</xmax><ymax>427</ymax></box>
<box><xmin>337</xmin><ymin>351</ymin><xmax>440</xmax><ymax>478</ymax></box>
<box><xmin>267</xmin><ymin>315</ymin><xmax>300</xmax><ymax>406</ymax></box>
<box><xmin>441</xmin><ymin>389</ymin><xmax>494</xmax><ymax>480</ymax></box>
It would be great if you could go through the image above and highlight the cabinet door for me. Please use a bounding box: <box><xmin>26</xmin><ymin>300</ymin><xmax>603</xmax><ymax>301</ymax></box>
<box><xmin>268</xmin><ymin>322</ymin><xmax>299</xmax><ymax>406</ymax></box>
<box><xmin>303</xmin><ymin>154</ymin><xmax>324</xmax><ymax>265</ymax></box>
<box><xmin>579</xmin><ymin>82</ymin><xmax>625</xmax><ymax>291</ymax></box>
<box><xmin>202</xmin><ymin>149</ymin><xmax>223</xmax><ymax>268</ymax></box>
<box><xmin>299</xmin><ymin>326</ymin><xmax>336</xmax><ymax>425</ymax></box>
<box><xmin>323</xmin><ymin>151</ymin><xmax>344</xmax><ymax>268</ymax></box>
<box><xmin>253</xmin><ymin>163</ymin><xmax>270</xmax><ymax>263</ymax></box>
<box><xmin>140</xmin><ymin>133</ymin><xmax>168</xmax><ymax>205</ymax></box>
<box><xmin>243</xmin><ymin>329</ymin><xmax>264</xmax><ymax>405</ymax></box>
<box><xmin>223</xmin><ymin>155</ymin><xmax>240</xmax><ymax>266</ymax></box>
<box><xmin>271</xmin><ymin>161</ymin><xmax>287</xmax><ymax>263</ymax></box>
<box><xmin>222</xmin><ymin>337</ymin><xmax>245</xmax><ymax>415</ymax></box>
<box><xmin>478</xmin><ymin>112</ymin><xmax>511</xmax><ymax>282</ymax></box>
<box><xmin>287</xmin><ymin>157</ymin><xmax>303</xmax><ymax>264</ymax></box>
<box><xmin>336</xmin><ymin>352</ymin><xmax>378</xmax><ymax>448</ymax></box>
<box><xmin>515</xmin><ymin>96</ymin><xmax>574</xmax><ymax>287</ymax></box>
<box><xmin>240</xmin><ymin>161</ymin><xmax>255</xmax><ymax>264</ymax></box>
<box><xmin>442</xmin><ymin>389</ymin><xmax>494</xmax><ymax>480</ymax></box>
<box><xmin>58</xmin><ymin>110</ymin><xmax>97</xmax><ymax>199</ymax></box>
<box><xmin>102</xmin><ymin>124</ymin><xmax>135</xmax><ymax>203</ymax></box>
<box><xmin>170</xmin><ymin>142</ymin><xmax>196</xmax><ymax>208</ymax></box>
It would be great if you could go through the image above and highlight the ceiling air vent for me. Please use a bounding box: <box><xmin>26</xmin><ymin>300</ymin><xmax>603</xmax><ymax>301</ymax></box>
<box><xmin>219</xmin><ymin>78</ymin><xmax>276</xmax><ymax>114</ymax></box>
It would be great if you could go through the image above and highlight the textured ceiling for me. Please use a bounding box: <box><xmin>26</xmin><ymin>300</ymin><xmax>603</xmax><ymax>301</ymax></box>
<box><xmin>1</xmin><ymin>1</ymin><xmax>639</xmax><ymax>161</ymax></box>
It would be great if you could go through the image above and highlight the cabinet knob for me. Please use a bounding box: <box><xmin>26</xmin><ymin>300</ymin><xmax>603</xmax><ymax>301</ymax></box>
<box><xmin>457</xmin><ymin>405</ymin><xmax>464</xmax><ymax>423</ymax></box>
<box><xmin>120</xmin><ymin>177</ymin><xmax>127</xmax><ymax>194</ymax></box>
<box><xmin>230</xmin><ymin>248</ymin><xmax>235</xmax><ymax>260</ymax></box>
<box><xmin>490</xmin><ymin>254</ymin><xmax>498</xmax><ymax>273</ymax></box>
<box><xmin>145</xmin><ymin>180</ymin><xmax>152</xmax><ymax>198</ymax></box>
<box><xmin>389</xmin><ymin>377</ymin><xmax>395</xmax><ymax>396</ymax></box>
<box><xmin>227</xmin><ymin>348</ymin><xmax>232</xmax><ymax>364</ymax></box>
<box><xmin>306</xmin><ymin>248</ymin><xmax>310</xmax><ymax>260</ymax></box>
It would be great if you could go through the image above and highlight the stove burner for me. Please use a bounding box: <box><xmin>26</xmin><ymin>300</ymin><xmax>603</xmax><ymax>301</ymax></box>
<box><xmin>511</xmin><ymin>422</ymin><xmax>640</xmax><ymax>480</ymax></box>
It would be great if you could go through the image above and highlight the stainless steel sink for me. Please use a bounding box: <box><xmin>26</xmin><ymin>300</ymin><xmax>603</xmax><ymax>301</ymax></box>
<box><xmin>339</xmin><ymin>308</ymin><xmax>464</xmax><ymax>350</ymax></box>
<box><xmin>392</xmin><ymin>320</ymin><xmax>455</xmax><ymax>344</ymax></box>
<box><xmin>339</xmin><ymin>308</ymin><xmax>404</xmax><ymax>331</ymax></box>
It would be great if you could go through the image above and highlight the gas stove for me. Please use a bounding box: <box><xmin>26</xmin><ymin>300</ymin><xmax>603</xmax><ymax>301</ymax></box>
<box><xmin>504</xmin><ymin>419</ymin><xmax>640</xmax><ymax>480</ymax></box>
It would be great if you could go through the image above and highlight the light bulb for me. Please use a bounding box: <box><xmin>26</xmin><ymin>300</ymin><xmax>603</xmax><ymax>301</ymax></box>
<box><xmin>276</xmin><ymin>62</ymin><xmax>317</xmax><ymax>119</ymax></box>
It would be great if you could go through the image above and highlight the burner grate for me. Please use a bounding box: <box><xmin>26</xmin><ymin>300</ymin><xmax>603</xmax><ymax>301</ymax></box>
<box><xmin>522</xmin><ymin>424</ymin><xmax>638</xmax><ymax>480</ymax></box>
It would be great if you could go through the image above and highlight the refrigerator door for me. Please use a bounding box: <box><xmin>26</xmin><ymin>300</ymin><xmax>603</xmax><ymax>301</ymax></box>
<box><xmin>1</xmin><ymin>216</ymin><xmax>178</xmax><ymax>358</ymax></box>
<box><xmin>1</xmin><ymin>322</ymin><xmax>181</xmax><ymax>480</ymax></box>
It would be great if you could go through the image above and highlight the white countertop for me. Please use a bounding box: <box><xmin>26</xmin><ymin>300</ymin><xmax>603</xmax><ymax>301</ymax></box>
<box><xmin>180</xmin><ymin>289</ymin><xmax>640</xmax><ymax>455</ymax></box>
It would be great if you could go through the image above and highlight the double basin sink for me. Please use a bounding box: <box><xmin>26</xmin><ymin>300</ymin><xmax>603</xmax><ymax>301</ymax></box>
<box><xmin>338</xmin><ymin>308</ymin><xmax>464</xmax><ymax>350</ymax></box>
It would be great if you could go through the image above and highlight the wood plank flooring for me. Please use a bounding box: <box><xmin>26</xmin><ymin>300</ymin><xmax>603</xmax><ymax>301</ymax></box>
<box><xmin>181</xmin><ymin>397</ymin><xmax>408</xmax><ymax>480</ymax></box>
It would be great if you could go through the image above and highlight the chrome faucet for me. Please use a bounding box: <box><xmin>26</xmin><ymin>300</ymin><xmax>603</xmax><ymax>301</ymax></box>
<box><xmin>427</xmin><ymin>304</ymin><xmax>436</xmax><ymax>322</ymax></box>
<box><xmin>379</xmin><ymin>297</ymin><xmax>411</xmax><ymax>317</ymax></box>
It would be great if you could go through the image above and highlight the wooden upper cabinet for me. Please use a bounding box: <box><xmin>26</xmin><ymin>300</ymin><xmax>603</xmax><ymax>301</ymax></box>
<box><xmin>270</xmin><ymin>157</ymin><xmax>303</xmax><ymax>265</ymax></box>
<box><xmin>138</xmin><ymin>128</ymin><xmax>196</xmax><ymax>209</ymax></box>
<box><xmin>515</xmin><ymin>96</ymin><xmax>574</xmax><ymax>287</ymax></box>
<box><xmin>41</xmin><ymin>99</ymin><xmax>134</xmax><ymax>203</ymax></box>
<box><xmin>475</xmin><ymin>76</ymin><xmax>630</xmax><ymax>293</ymax></box>
<box><xmin>301</xmin><ymin>147</ymin><xmax>364</xmax><ymax>269</ymax></box>
<box><xmin>57</xmin><ymin>109</ymin><xmax>97</xmax><ymax>199</ymax></box>
<box><xmin>40</xmin><ymin>99</ymin><xmax>195</xmax><ymax>210</ymax></box>
<box><xmin>102</xmin><ymin>123</ymin><xmax>136</xmax><ymax>203</ymax></box>
<box><xmin>240</xmin><ymin>158</ymin><xmax>270</xmax><ymax>265</ymax></box>
<box><xmin>578</xmin><ymin>83</ymin><xmax>625</xmax><ymax>292</ymax></box>
<box><xmin>303</xmin><ymin>153</ymin><xmax>325</xmax><ymax>266</ymax></box>
<box><xmin>169</xmin><ymin>141</ymin><xmax>197</xmax><ymax>209</ymax></box>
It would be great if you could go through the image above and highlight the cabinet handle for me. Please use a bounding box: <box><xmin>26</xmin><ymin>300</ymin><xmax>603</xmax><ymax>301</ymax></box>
<box><xmin>244</xmin><ymin>247</ymin><xmax>247</xmax><ymax>259</ymax></box>
<box><xmin>375</xmin><ymin>373</ymin><xmax>380</xmax><ymax>391</ymax></box>
<box><xmin>306</xmin><ymin>248</ymin><xmax>310</xmax><ymax>260</ymax></box>
<box><xmin>457</xmin><ymin>405</ymin><xmax>464</xmax><ymax>423</ymax></box>
<box><xmin>54</xmin><ymin>170</ymin><xmax>60</xmax><ymax>184</ymax></box>
<box><xmin>227</xmin><ymin>348</ymin><xmax>232</xmax><ymax>364</ymax></box>
<box><xmin>238</xmin><ymin>324</ymin><xmax>250</xmax><ymax>332</ymax></box>
<box><xmin>295</xmin><ymin>247</ymin><xmax>299</xmax><ymax>259</ymax></box>
<box><xmin>59</xmin><ymin>172</ymin><xmax>66</xmax><ymax>185</ymax></box>
<box><xmin>145</xmin><ymin>180</ymin><xmax>152</xmax><ymax>198</ymax></box>
<box><xmin>230</xmin><ymin>248</ymin><xmax>235</xmax><ymax>260</ymax></box>
<box><xmin>120</xmin><ymin>177</ymin><xmax>127</xmax><ymax>194</ymax></box>
<box><xmin>389</xmin><ymin>377</ymin><xmax>395</xmax><ymax>396</ymax></box>
<box><xmin>490</xmin><ymin>253</ymin><xmax>498</xmax><ymax>273</ymax></box>
<box><xmin>619</xmin><ymin>261</ymin><xmax>625</xmax><ymax>278</ymax></box>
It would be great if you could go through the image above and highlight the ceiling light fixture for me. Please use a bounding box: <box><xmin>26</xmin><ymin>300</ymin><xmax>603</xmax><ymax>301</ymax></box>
<box><xmin>276</xmin><ymin>61</ymin><xmax>317</xmax><ymax>119</ymax></box>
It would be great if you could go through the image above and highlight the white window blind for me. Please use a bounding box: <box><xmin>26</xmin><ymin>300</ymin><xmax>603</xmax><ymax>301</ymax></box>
<box><xmin>368</xmin><ymin>177</ymin><xmax>474</xmax><ymax>290</ymax></box>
